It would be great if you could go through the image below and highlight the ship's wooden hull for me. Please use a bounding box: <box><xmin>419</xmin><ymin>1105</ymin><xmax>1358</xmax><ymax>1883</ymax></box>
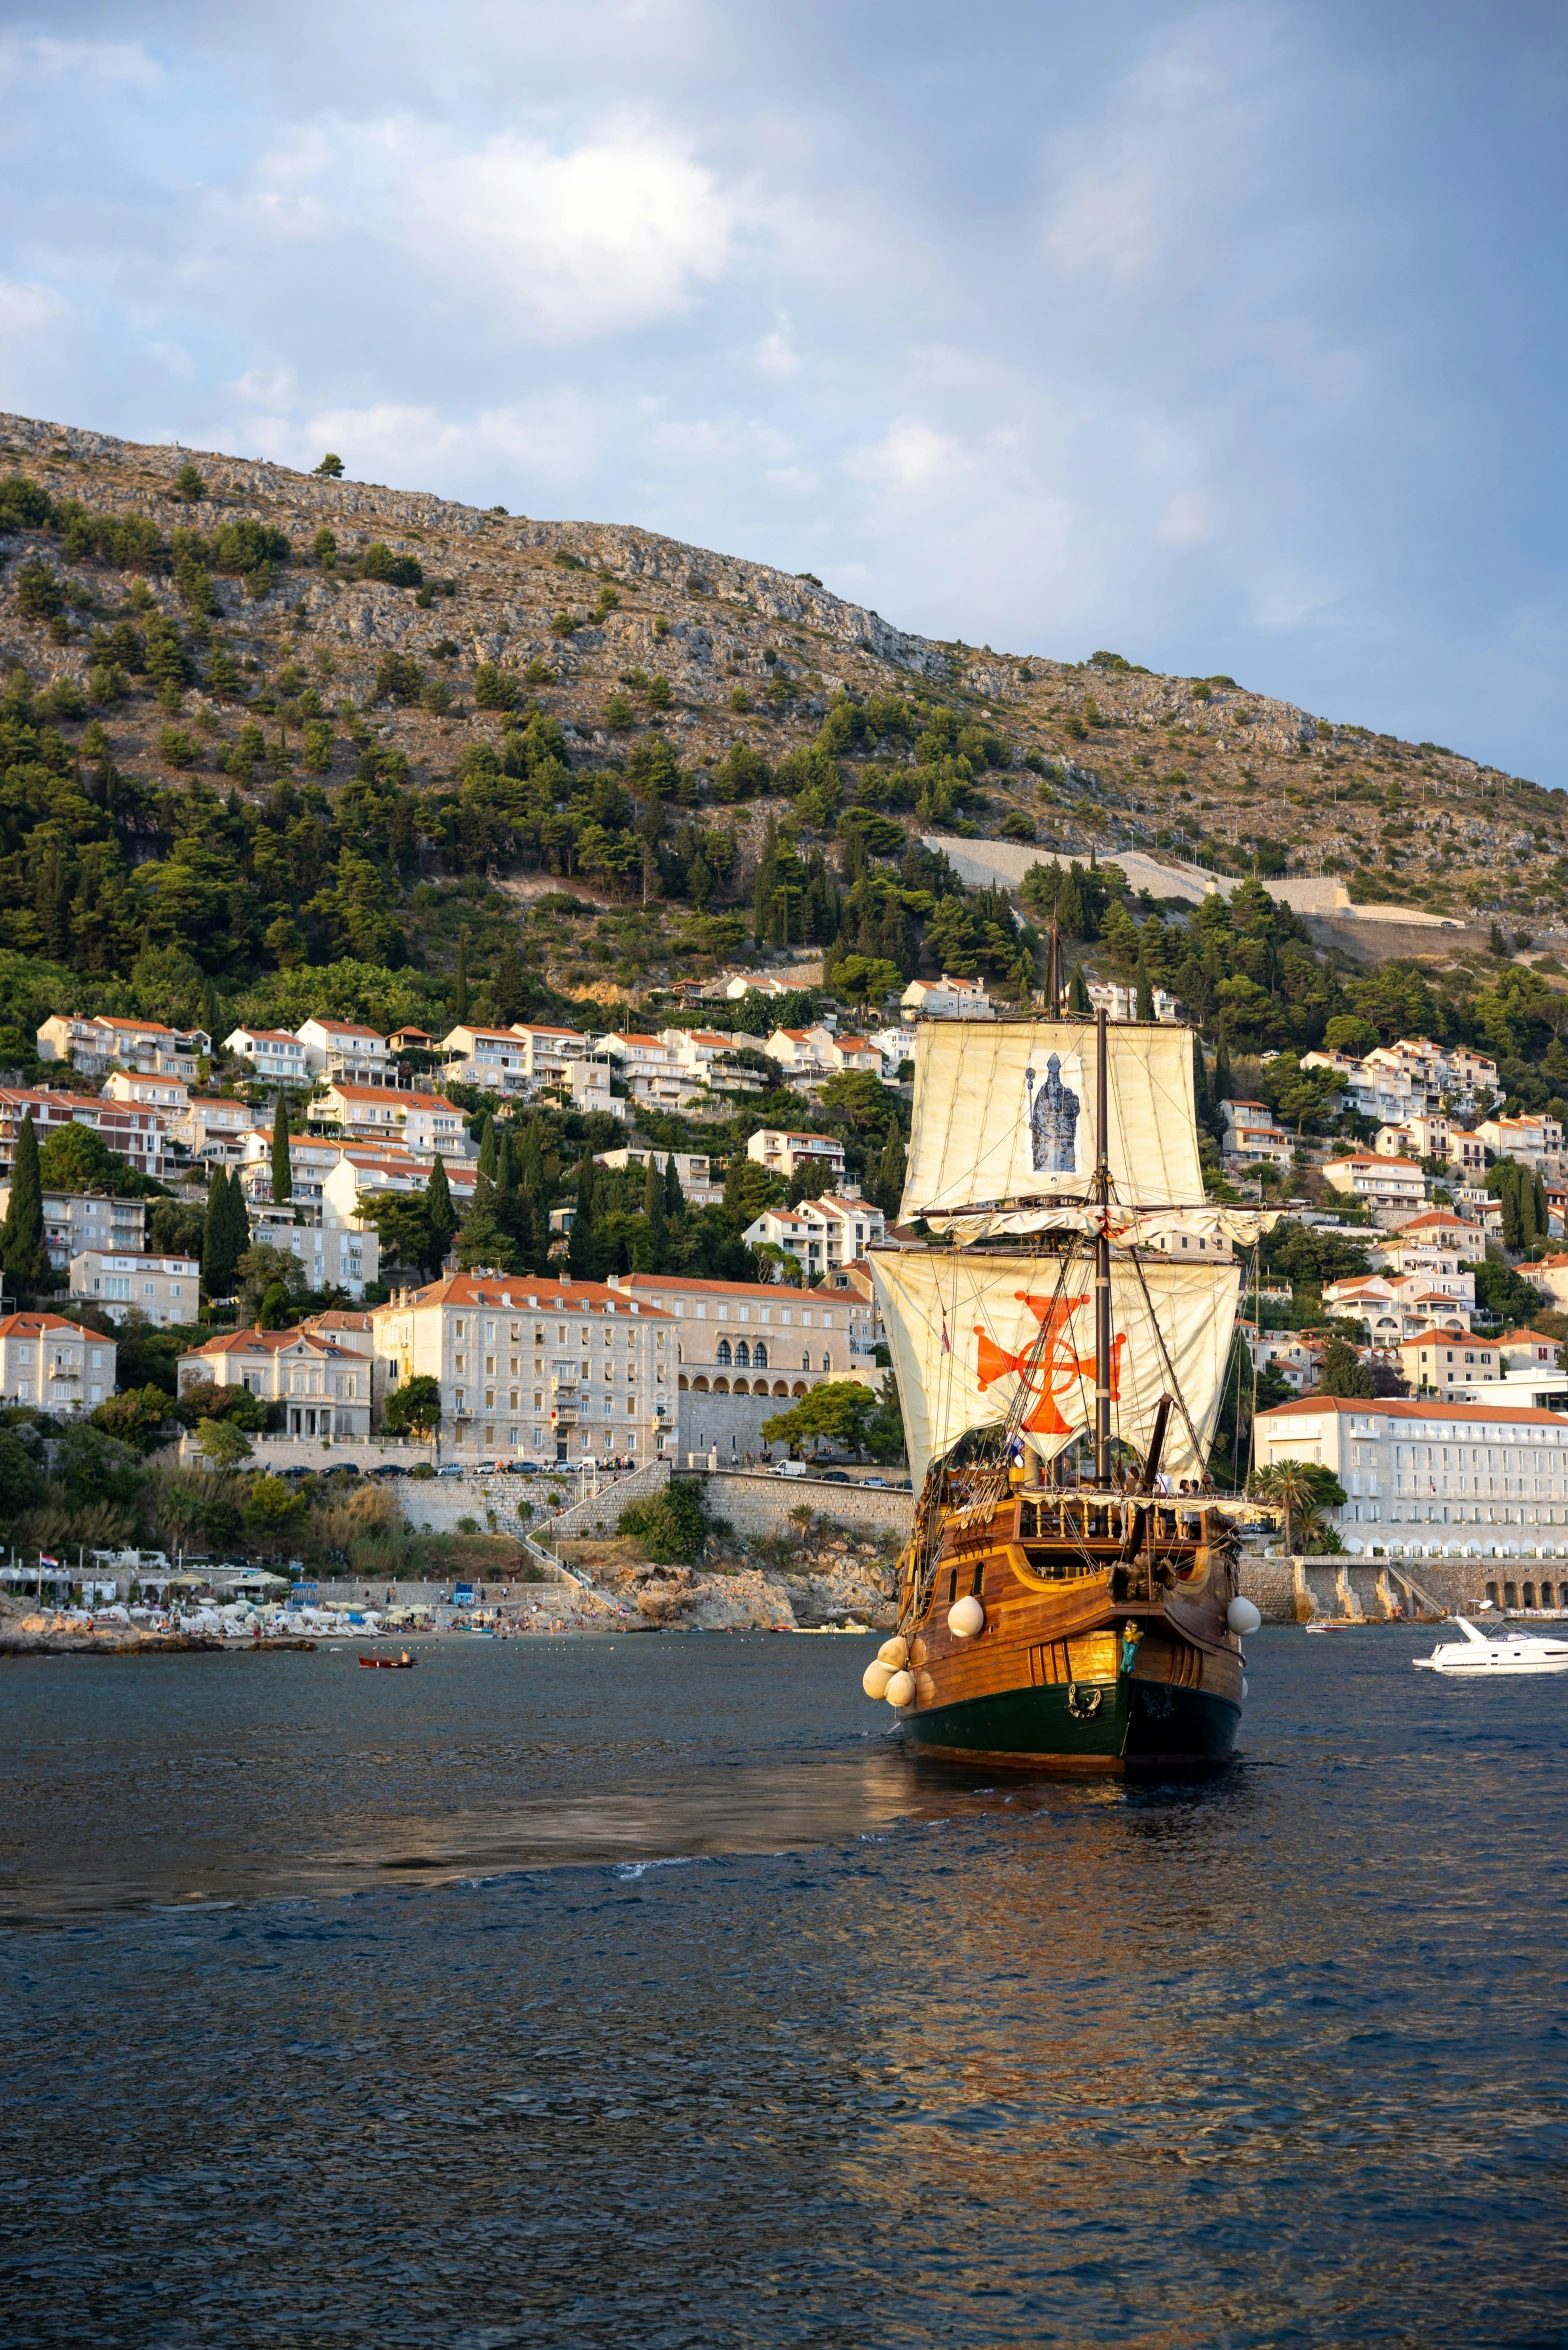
<box><xmin>893</xmin><ymin>1487</ymin><xmax>1245</xmax><ymax>1775</ymax></box>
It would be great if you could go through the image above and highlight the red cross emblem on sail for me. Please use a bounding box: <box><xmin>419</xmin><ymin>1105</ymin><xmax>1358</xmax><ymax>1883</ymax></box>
<box><xmin>973</xmin><ymin>1291</ymin><xmax>1125</xmax><ymax>1438</ymax></box>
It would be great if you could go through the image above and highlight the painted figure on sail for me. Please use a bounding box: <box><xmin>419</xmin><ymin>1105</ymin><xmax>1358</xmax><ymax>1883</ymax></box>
<box><xmin>1026</xmin><ymin>1054</ymin><xmax>1080</xmax><ymax>1174</ymax></box>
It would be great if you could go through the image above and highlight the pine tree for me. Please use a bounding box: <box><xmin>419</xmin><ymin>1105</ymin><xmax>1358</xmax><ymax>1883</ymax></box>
<box><xmin>1</xmin><ymin>1113</ymin><xmax>46</xmax><ymax>1300</ymax></box>
<box><xmin>270</xmin><ymin>1088</ymin><xmax>292</xmax><ymax>1205</ymax></box>
<box><xmin>425</xmin><ymin>1155</ymin><xmax>456</xmax><ymax>1267</ymax></box>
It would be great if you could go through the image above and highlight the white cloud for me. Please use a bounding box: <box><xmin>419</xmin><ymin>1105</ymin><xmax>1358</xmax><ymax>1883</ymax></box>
<box><xmin>0</xmin><ymin>276</ymin><xmax>71</xmax><ymax>338</ymax></box>
<box><xmin>755</xmin><ymin>326</ymin><xmax>800</xmax><ymax>376</ymax></box>
<box><xmin>0</xmin><ymin>36</ymin><xmax>163</xmax><ymax>93</ymax></box>
<box><xmin>845</xmin><ymin>420</ymin><xmax>967</xmax><ymax>493</ymax></box>
<box><xmin>406</xmin><ymin>114</ymin><xmax>735</xmax><ymax>342</ymax></box>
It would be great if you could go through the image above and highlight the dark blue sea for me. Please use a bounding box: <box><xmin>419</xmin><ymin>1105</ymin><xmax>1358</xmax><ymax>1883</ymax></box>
<box><xmin>2</xmin><ymin>1627</ymin><xmax>1565</xmax><ymax>2347</ymax></box>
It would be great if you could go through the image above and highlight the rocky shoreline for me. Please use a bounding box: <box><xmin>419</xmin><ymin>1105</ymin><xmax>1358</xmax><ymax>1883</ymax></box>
<box><xmin>561</xmin><ymin>1526</ymin><xmax>901</xmax><ymax>1632</ymax></box>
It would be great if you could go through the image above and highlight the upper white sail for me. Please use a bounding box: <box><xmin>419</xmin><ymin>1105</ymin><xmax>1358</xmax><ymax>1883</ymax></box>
<box><xmin>900</xmin><ymin>1019</ymin><xmax>1205</xmax><ymax>1219</ymax></box>
<box><xmin>870</xmin><ymin>1246</ymin><xmax>1241</xmax><ymax>1488</ymax></box>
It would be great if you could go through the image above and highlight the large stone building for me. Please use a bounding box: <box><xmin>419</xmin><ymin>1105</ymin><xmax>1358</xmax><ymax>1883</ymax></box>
<box><xmin>607</xmin><ymin>1270</ymin><xmax>872</xmax><ymax>1460</ymax></box>
<box><xmin>371</xmin><ymin>1274</ymin><xmax>676</xmax><ymax>1462</ymax></box>
<box><xmin>70</xmin><ymin>1249</ymin><xmax>199</xmax><ymax>1327</ymax></box>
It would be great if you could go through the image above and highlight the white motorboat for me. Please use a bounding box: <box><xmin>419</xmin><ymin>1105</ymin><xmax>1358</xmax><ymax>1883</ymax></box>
<box><xmin>1413</xmin><ymin>1617</ymin><xmax>1568</xmax><ymax>1676</ymax></box>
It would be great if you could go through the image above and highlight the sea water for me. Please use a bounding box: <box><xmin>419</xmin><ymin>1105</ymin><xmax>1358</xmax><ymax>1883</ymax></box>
<box><xmin>1</xmin><ymin>1629</ymin><xmax>1564</xmax><ymax>2346</ymax></box>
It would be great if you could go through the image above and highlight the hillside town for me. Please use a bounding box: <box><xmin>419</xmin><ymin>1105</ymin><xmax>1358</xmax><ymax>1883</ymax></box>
<box><xmin>1</xmin><ymin>961</ymin><xmax>1566</xmax><ymax>1589</ymax></box>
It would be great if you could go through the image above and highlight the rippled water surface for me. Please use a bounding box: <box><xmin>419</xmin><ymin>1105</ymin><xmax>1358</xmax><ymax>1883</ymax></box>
<box><xmin>2</xmin><ymin>1628</ymin><xmax>1566</xmax><ymax>2346</ymax></box>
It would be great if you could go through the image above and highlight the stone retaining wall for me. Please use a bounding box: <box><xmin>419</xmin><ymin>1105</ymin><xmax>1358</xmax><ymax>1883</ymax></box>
<box><xmin>695</xmin><ymin>1469</ymin><xmax>914</xmax><ymax>1544</ymax></box>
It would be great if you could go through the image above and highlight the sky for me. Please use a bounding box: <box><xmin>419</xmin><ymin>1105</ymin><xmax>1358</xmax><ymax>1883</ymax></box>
<box><xmin>2</xmin><ymin>0</ymin><xmax>1567</xmax><ymax>781</ymax></box>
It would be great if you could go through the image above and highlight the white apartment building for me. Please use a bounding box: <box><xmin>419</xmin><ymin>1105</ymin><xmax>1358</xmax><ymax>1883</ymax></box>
<box><xmin>1255</xmin><ymin>1392</ymin><xmax>1568</xmax><ymax>1566</ymax></box>
<box><xmin>1321</xmin><ymin>1154</ymin><xmax>1427</xmax><ymax>1211</ymax></box>
<box><xmin>177</xmin><ymin>1325</ymin><xmax>373</xmax><ymax>1440</ymax></box>
<box><xmin>1241</xmin><ymin>1323</ymin><xmax>1321</xmax><ymax>1392</ymax></box>
<box><xmin>594</xmin><ymin>1147</ymin><xmax>722</xmax><ymax>1207</ymax></box>
<box><xmin>594</xmin><ymin>1032</ymin><xmax>707</xmax><ymax>1112</ymax></box>
<box><xmin>372</xmin><ymin>1274</ymin><xmax>675</xmax><ymax>1461</ymax></box>
<box><xmin>320</xmin><ymin>1148</ymin><xmax>477</xmax><ymax>1229</ymax></box>
<box><xmin>1398</xmin><ymin>1328</ymin><xmax>1499</xmax><ymax>1392</ymax></box>
<box><xmin>1376</xmin><ymin>1117</ymin><xmax>1487</xmax><ymax>1176</ymax></box>
<box><xmin>0</xmin><ymin>1312</ymin><xmax>116</xmax><ymax>1413</ymax></box>
<box><xmin>1301</xmin><ymin>1037</ymin><xmax>1499</xmax><ymax>1127</ymax></box>
<box><xmin>237</xmin><ymin>1128</ymin><xmax>349</xmax><ymax>1213</ymax></box>
<box><xmin>747</xmin><ymin>1128</ymin><xmax>848</xmax><ymax>1181</ymax></box>
<box><xmin>722</xmin><ymin>972</ymin><xmax>804</xmax><ymax>1001</ymax></box>
<box><xmin>1376</xmin><ymin>1209</ymin><xmax>1487</xmax><ymax>1265</ymax></box>
<box><xmin>70</xmin><ymin>1250</ymin><xmax>199</xmax><ymax>1327</ymax></box>
<box><xmin>295</xmin><ymin>1017</ymin><xmax>389</xmax><ymax>1081</ymax></box>
<box><xmin>742</xmin><ymin>1194</ymin><xmax>887</xmax><ymax>1276</ymax></box>
<box><xmin>836</xmin><ymin>1260</ymin><xmax>886</xmax><ymax>1360</ymax></box>
<box><xmin>37</xmin><ymin>1014</ymin><xmax>206</xmax><ymax>1079</ymax></box>
<box><xmin>0</xmin><ymin>1185</ymin><xmax>146</xmax><ymax>1274</ymax></box>
<box><xmin>174</xmin><ymin>1095</ymin><xmax>253</xmax><ymax>1166</ymax></box>
<box><xmin>1220</xmin><ymin>1099</ymin><xmax>1293</xmax><ymax>1168</ymax></box>
<box><xmin>901</xmin><ymin>973</ymin><xmax>992</xmax><ymax>1022</ymax></box>
<box><xmin>1086</xmin><ymin>980</ymin><xmax>1180</xmax><ymax>1025</ymax></box>
<box><xmin>438</xmin><ymin>1025</ymin><xmax>535</xmax><ymax>1094</ymax></box>
<box><xmin>309</xmin><ymin>1083</ymin><xmax>472</xmax><ymax>1157</ymax></box>
<box><xmin>1477</xmin><ymin>1114</ymin><xmax>1565</xmax><ymax>1171</ymax></box>
<box><xmin>765</xmin><ymin>1026</ymin><xmax>883</xmax><ymax>1079</ymax></box>
<box><xmin>507</xmin><ymin>1023</ymin><xmax>589</xmax><ymax>1082</ymax></box>
<box><xmin>564</xmin><ymin>1056</ymin><xmax>624</xmax><ymax>1118</ymax></box>
<box><xmin>224</xmin><ymin>1027</ymin><xmax>310</xmax><ymax>1084</ymax></box>
<box><xmin>101</xmin><ymin>1070</ymin><xmax>190</xmax><ymax>1114</ymax></box>
<box><xmin>245</xmin><ymin>1203</ymin><xmax>377</xmax><ymax>1299</ymax></box>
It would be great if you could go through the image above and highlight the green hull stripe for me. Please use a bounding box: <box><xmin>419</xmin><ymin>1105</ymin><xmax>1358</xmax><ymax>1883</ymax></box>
<box><xmin>901</xmin><ymin>1678</ymin><xmax>1239</xmax><ymax>1765</ymax></box>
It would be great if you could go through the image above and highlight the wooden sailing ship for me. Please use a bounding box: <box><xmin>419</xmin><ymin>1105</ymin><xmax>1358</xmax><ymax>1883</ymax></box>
<box><xmin>864</xmin><ymin>1005</ymin><xmax>1262</xmax><ymax>1772</ymax></box>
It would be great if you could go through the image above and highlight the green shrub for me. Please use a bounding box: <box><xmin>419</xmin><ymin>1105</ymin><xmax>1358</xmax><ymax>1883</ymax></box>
<box><xmin>617</xmin><ymin>1479</ymin><xmax>711</xmax><ymax>1564</ymax></box>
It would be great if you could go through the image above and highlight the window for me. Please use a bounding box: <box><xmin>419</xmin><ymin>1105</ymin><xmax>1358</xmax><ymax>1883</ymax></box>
<box><xmin>753</xmin><ymin>1342</ymin><xmax>767</xmax><ymax>1368</ymax></box>
<box><xmin>717</xmin><ymin>1338</ymin><xmax>732</xmax><ymax>1366</ymax></box>
<box><xmin>734</xmin><ymin>1341</ymin><xmax>750</xmax><ymax>1368</ymax></box>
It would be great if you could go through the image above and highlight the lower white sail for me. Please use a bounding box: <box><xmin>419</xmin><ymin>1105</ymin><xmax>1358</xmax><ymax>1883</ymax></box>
<box><xmin>870</xmin><ymin>1248</ymin><xmax>1242</xmax><ymax>1489</ymax></box>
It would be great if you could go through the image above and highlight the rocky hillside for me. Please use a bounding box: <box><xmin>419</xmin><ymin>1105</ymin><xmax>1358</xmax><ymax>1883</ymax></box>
<box><xmin>2</xmin><ymin>407</ymin><xmax>1562</xmax><ymax>945</ymax></box>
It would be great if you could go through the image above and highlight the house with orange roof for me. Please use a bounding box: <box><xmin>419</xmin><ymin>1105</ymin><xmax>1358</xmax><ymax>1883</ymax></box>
<box><xmin>0</xmin><ymin>1311</ymin><xmax>116</xmax><ymax>1414</ymax></box>
<box><xmin>609</xmin><ymin>1270</ymin><xmax>874</xmax><ymax>1462</ymax></box>
<box><xmin>296</xmin><ymin>1017</ymin><xmax>389</xmax><ymax>1081</ymax></box>
<box><xmin>308</xmin><ymin>1082</ymin><xmax>472</xmax><ymax>1158</ymax></box>
<box><xmin>177</xmin><ymin>1325</ymin><xmax>373</xmax><ymax>1440</ymax></box>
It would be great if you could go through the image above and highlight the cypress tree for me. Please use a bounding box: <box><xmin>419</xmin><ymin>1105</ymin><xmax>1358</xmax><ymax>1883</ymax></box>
<box><xmin>644</xmin><ymin>1154</ymin><xmax>667</xmax><ymax>1265</ymax></box>
<box><xmin>517</xmin><ymin>1117</ymin><xmax>545</xmax><ymax>1200</ymax></box>
<box><xmin>1</xmin><ymin>1112</ymin><xmax>46</xmax><ymax>1300</ymax></box>
<box><xmin>1067</xmin><ymin>967</ymin><xmax>1091</xmax><ymax>1016</ymax></box>
<box><xmin>1212</xmin><ymin>1033</ymin><xmax>1233</xmax><ymax>1105</ymax></box>
<box><xmin>476</xmin><ymin>1115</ymin><xmax>497</xmax><ymax>1183</ymax></box>
<box><xmin>226</xmin><ymin>1166</ymin><xmax>251</xmax><ymax>1274</ymax></box>
<box><xmin>663</xmin><ymin>1152</ymin><xmax>685</xmax><ymax>1219</ymax></box>
<box><xmin>425</xmin><ymin>1155</ymin><xmax>456</xmax><ymax>1267</ymax></box>
<box><xmin>453</xmin><ymin>934</ymin><xmax>469</xmax><ymax>1021</ymax></box>
<box><xmin>1136</xmin><ymin>939</ymin><xmax>1156</xmax><ymax>1022</ymax></box>
<box><xmin>270</xmin><ymin>1088</ymin><xmax>292</xmax><ymax>1204</ymax></box>
<box><xmin>568</xmin><ymin>1155</ymin><xmax>599</xmax><ymax>1281</ymax></box>
<box><xmin>876</xmin><ymin>1125</ymin><xmax>907</xmax><ymax>1217</ymax></box>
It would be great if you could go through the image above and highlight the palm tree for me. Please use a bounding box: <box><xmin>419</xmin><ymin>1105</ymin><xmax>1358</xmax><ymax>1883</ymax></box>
<box><xmin>1253</xmin><ymin>1459</ymin><xmax>1326</xmax><ymax>1556</ymax></box>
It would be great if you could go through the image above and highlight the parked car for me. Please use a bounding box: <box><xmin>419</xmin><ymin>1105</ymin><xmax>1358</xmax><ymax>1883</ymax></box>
<box><xmin>772</xmin><ymin>1458</ymin><xmax>807</xmax><ymax>1478</ymax></box>
<box><xmin>816</xmin><ymin>1469</ymin><xmax>850</xmax><ymax>1484</ymax></box>
<box><xmin>512</xmin><ymin>1461</ymin><xmax>540</xmax><ymax>1475</ymax></box>
<box><xmin>862</xmin><ymin>1476</ymin><xmax>888</xmax><ymax>1488</ymax></box>
<box><xmin>436</xmin><ymin>1462</ymin><xmax>464</xmax><ymax>1478</ymax></box>
<box><xmin>476</xmin><ymin>1459</ymin><xmax>498</xmax><ymax>1474</ymax></box>
<box><xmin>373</xmin><ymin>1462</ymin><xmax>409</xmax><ymax>1478</ymax></box>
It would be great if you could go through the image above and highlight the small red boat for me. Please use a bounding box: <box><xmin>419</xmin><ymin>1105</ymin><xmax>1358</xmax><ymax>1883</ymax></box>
<box><xmin>358</xmin><ymin>1651</ymin><xmax>416</xmax><ymax>1668</ymax></box>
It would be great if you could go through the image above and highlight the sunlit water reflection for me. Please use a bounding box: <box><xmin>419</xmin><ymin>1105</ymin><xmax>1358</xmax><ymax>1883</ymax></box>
<box><xmin>1</xmin><ymin>1629</ymin><xmax>1563</xmax><ymax>2345</ymax></box>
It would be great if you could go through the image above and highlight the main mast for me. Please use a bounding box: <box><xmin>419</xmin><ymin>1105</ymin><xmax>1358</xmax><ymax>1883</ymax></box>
<box><xmin>1094</xmin><ymin>1004</ymin><xmax>1112</xmax><ymax>1484</ymax></box>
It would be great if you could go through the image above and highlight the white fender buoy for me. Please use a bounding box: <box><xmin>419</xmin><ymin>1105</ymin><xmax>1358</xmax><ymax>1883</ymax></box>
<box><xmin>909</xmin><ymin>1636</ymin><xmax>927</xmax><ymax>1668</ymax></box>
<box><xmin>915</xmin><ymin>1671</ymin><xmax>936</xmax><ymax>1704</ymax></box>
<box><xmin>947</xmin><ymin>1595</ymin><xmax>985</xmax><ymax>1639</ymax></box>
<box><xmin>878</xmin><ymin>1635</ymin><xmax>909</xmax><ymax>1668</ymax></box>
<box><xmin>885</xmin><ymin>1669</ymin><xmax>916</xmax><ymax>1708</ymax></box>
<box><xmin>862</xmin><ymin>1658</ymin><xmax>894</xmax><ymax>1700</ymax></box>
<box><xmin>1227</xmin><ymin>1597</ymin><xmax>1262</xmax><ymax>1636</ymax></box>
